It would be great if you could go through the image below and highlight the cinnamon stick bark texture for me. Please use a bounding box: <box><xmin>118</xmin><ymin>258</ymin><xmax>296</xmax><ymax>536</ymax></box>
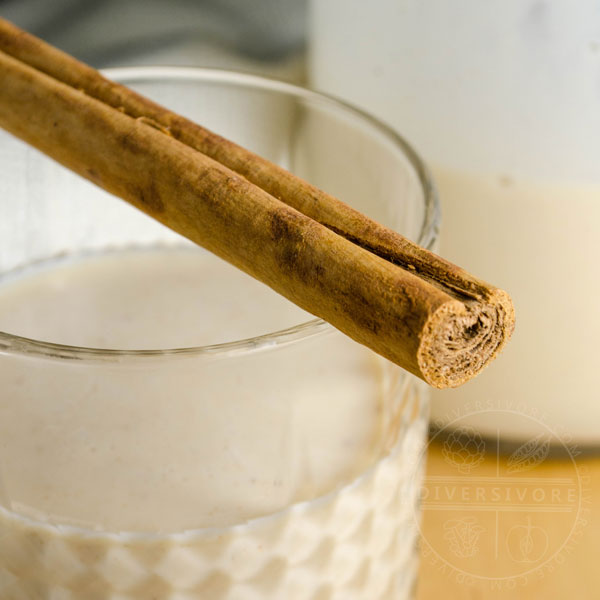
<box><xmin>0</xmin><ymin>18</ymin><xmax>515</xmax><ymax>388</ymax></box>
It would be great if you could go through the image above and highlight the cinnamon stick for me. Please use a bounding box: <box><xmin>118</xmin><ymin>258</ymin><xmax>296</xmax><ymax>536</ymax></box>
<box><xmin>0</xmin><ymin>18</ymin><xmax>514</xmax><ymax>388</ymax></box>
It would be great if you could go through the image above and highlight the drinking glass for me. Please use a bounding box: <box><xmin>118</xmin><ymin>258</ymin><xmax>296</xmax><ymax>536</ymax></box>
<box><xmin>0</xmin><ymin>68</ymin><xmax>438</xmax><ymax>599</ymax></box>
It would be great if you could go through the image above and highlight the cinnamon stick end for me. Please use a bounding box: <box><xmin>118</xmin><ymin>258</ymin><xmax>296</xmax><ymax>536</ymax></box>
<box><xmin>417</xmin><ymin>288</ymin><xmax>515</xmax><ymax>389</ymax></box>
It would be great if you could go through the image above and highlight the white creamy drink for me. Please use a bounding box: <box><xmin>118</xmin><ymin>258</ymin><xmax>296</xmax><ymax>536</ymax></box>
<box><xmin>0</xmin><ymin>248</ymin><xmax>425</xmax><ymax>599</ymax></box>
<box><xmin>429</xmin><ymin>170</ymin><xmax>600</xmax><ymax>441</ymax></box>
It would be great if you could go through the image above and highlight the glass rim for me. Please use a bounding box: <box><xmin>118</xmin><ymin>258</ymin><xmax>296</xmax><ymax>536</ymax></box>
<box><xmin>0</xmin><ymin>66</ymin><xmax>440</xmax><ymax>362</ymax></box>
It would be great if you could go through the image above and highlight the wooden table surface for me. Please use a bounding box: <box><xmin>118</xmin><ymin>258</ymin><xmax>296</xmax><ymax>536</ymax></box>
<box><xmin>416</xmin><ymin>437</ymin><xmax>600</xmax><ymax>599</ymax></box>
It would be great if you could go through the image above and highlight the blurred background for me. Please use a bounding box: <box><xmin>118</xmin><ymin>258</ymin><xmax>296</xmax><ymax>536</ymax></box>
<box><xmin>0</xmin><ymin>0</ymin><xmax>307</xmax><ymax>79</ymax></box>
